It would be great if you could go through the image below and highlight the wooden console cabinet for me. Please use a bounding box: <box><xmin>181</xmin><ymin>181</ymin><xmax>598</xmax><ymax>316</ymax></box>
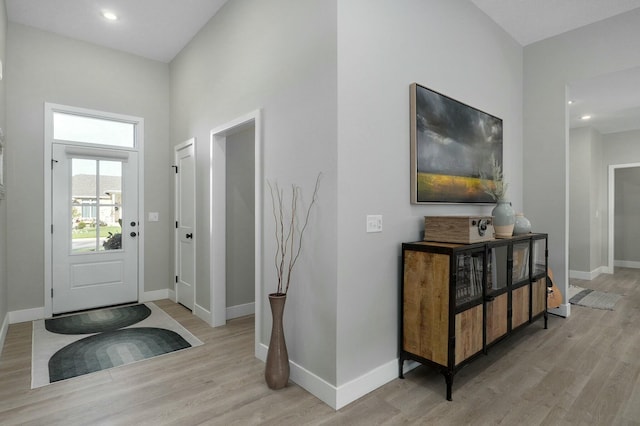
<box><xmin>399</xmin><ymin>234</ymin><xmax>548</xmax><ymax>400</ymax></box>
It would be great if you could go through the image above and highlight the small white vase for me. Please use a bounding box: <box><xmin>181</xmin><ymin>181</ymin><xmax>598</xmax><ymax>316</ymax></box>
<box><xmin>513</xmin><ymin>213</ymin><xmax>532</xmax><ymax>235</ymax></box>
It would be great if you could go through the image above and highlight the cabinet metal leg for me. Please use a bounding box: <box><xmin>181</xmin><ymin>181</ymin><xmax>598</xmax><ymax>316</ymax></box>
<box><xmin>443</xmin><ymin>371</ymin><xmax>453</xmax><ymax>401</ymax></box>
<box><xmin>399</xmin><ymin>356</ymin><xmax>405</xmax><ymax>379</ymax></box>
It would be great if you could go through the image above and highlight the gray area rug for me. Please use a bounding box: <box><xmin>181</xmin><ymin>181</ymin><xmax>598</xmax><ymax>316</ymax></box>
<box><xmin>569</xmin><ymin>286</ymin><xmax>623</xmax><ymax>310</ymax></box>
<box><xmin>32</xmin><ymin>302</ymin><xmax>203</xmax><ymax>388</ymax></box>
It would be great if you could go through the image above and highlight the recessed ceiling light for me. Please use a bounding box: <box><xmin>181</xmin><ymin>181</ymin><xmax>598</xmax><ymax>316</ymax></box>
<box><xmin>567</xmin><ymin>100</ymin><xmax>573</xmax><ymax>105</ymax></box>
<box><xmin>581</xmin><ymin>115</ymin><xmax>592</xmax><ymax>120</ymax></box>
<box><xmin>101</xmin><ymin>10</ymin><xmax>118</xmax><ymax>21</ymax></box>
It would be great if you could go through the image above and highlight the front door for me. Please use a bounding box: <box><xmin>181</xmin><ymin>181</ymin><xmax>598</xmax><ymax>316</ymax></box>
<box><xmin>174</xmin><ymin>139</ymin><xmax>196</xmax><ymax>310</ymax></box>
<box><xmin>51</xmin><ymin>144</ymin><xmax>139</xmax><ymax>314</ymax></box>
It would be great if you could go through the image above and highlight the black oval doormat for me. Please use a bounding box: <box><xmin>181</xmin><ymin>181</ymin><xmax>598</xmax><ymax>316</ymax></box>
<box><xmin>48</xmin><ymin>327</ymin><xmax>191</xmax><ymax>383</ymax></box>
<box><xmin>45</xmin><ymin>304</ymin><xmax>152</xmax><ymax>335</ymax></box>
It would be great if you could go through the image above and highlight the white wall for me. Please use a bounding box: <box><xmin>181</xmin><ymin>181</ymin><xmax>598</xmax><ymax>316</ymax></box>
<box><xmin>5</xmin><ymin>23</ymin><xmax>171</xmax><ymax>311</ymax></box>
<box><xmin>170</xmin><ymin>0</ymin><xmax>338</xmax><ymax>385</ymax></box>
<box><xmin>336</xmin><ymin>0</ymin><xmax>523</xmax><ymax>388</ymax></box>
<box><xmin>524</xmin><ymin>9</ymin><xmax>640</xmax><ymax>313</ymax></box>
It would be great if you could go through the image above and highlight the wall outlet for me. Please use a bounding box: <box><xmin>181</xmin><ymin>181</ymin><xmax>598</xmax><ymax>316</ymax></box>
<box><xmin>366</xmin><ymin>215</ymin><xmax>383</xmax><ymax>233</ymax></box>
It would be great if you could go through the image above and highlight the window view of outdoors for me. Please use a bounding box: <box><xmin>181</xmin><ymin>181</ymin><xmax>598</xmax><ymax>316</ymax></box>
<box><xmin>71</xmin><ymin>159</ymin><xmax>123</xmax><ymax>253</ymax></box>
<box><xmin>53</xmin><ymin>110</ymin><xmax>134</xmax><ymax>254</ymax></box>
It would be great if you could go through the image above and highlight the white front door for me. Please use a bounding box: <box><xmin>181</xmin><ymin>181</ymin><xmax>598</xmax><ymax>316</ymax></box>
<box><xmin>51</xmin><ymin>144</ymin><xmax>139</xmax><ymax>314</ymax></box>
<box><xmin>175</xmin><ymin>139</ymin><xmax>196</xmax><ymax>310</ymax></box>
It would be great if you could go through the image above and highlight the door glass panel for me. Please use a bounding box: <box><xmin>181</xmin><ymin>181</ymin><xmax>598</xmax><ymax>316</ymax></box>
<box><xmin>53</xmin><ymin>112</ymin><xmax>135</xmax><ymax>147</ymax></box>
<box><xmin>71</xmin><ymin>158</ymin><xmax>123</xmax><ymax>253</ymax></box>
<box><xmin>99</xmin><ymin>161</ymin><xmax>123</xmax><ymax>251</ymax></box>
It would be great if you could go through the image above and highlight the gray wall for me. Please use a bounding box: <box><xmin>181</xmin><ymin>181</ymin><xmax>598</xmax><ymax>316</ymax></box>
<box><xmin>336</xmin><ymin>0</ymin><xmax>523</xmax><ymax>385</ymax></box>
<box><xmin>524</xmin><ymin>9</ymin><xmax>640</xmax><ymax>304</ymax></box>
<box><xmin>171</xmin><ymin>0</ymin><xmax>523</xmax><ymax>390</ymax></box>
<box><xmin>0</xmin><ymin>0</ymin><xmax>7</xmax><ymax>328</ymax></box>
<box><xmin>615</xmin><ymin>167</ymin><xmax>640</xmax><ymax>263</ymax></box>
<box><xmin>569</xmin><ymin>128</ymin><xmax>592</xmax><ymax>272</ymax></box>
<box><xmin>226</xmin><ymin>125</ymin><xmax>255</xmax><ymax>308</ymax></box>
<box><xmin>604</xmin><ymin>130</ymin><xmax>640</xmax><ymax>265</ymax></box>
<box><xmin>569</xmin><ymin>127</ymin><xmax>603</xmax><ymax>274</ymax></box>
<box><xmin>6</xmin><ymin>23</ymin><xmax>171</xmax><ymax>311</ymax></box>
<box><xmin>591</xmin><ymin>128</ymin><xmax>604</xmax><ymax>269</ymax></box>
<box><xmin>170</xmin><ymin>0</ymin><xmax>338</xmax><ymax>384</ymax></box>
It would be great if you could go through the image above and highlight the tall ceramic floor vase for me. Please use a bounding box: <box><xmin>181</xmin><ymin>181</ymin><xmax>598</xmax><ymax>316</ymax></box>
<box><xmin>492</xmin><ymin>200</ymin><xmax>516</xmax><ymax>238</ymax></box>
<box><xmin>265</xmin><ymin>293</ymin><xmax>290</xmax><ymax>389</ymax></box>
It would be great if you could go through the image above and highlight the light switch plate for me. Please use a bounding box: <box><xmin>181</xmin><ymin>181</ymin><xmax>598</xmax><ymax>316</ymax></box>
<box><xmin>366</xmin><ymin>215</ymin><xmax>383</xmax><ymax>233</ymax></box>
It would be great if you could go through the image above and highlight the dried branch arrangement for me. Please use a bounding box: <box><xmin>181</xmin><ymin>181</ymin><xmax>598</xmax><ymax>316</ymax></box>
<box><xmin>267</xmin><ymin>173</ymin><xmax>321</xmax><ymax>295</ymax></box>
<box><xmin>480</xmin><ymin>154</ymin><xmax>508</xmax><ymax>201</ymax></box>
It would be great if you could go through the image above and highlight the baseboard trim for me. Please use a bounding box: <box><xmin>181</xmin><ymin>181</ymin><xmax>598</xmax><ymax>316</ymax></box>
<box><xmin>569</xmin><ymin>266</ymin><xmax>607</xmax><ymax>281</ymax></box>
<box><xmin>548</xmin><ymin>302</ymin><xmax>570</xmax><ymax>318</ymax></box>
<box><xmin>257</xmin><ymin>341</ymin><xmax>420</xmax><ymax>410</ymax></box>
<box><xmin>194</xmin><ymin>303</ymin><xmax>211</xmax><ymax>326</ymax></box>
<box><xmin>9</xmin><ymin>307</ymin><xmax>45</xmax><ymax>324</ymax></box>
<box><xmin>614</xmin><ymin>260</ymin><xmax>640</xmax><ymax>269</ymax></box>
<box><xmin>226</xmin><ymin>302</ymin><xmax>255</xmax><ymax>320</ymax></box>
<box><xmin>140</xmin><ymin>289</ymin><xmax>170</xmax><ymax>302</ymax></box>
<box><xmin>168</xmin><ymin>289</ymin><xmax>176</xmax><ymax>302</ymax></box>
<box><xmin>0</xmin><ymin>312</ymin><xmax>9</xmax><ymax>354</ymax></box>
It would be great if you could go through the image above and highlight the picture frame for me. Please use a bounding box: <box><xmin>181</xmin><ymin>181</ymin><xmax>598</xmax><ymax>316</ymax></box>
<box><xmin>410</xmin><ymin>83</ymin><xmax>503</xmax><ymax>204</ymax></box>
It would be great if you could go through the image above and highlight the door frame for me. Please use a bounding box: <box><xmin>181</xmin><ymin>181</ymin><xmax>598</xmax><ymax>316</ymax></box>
<box><xmin>44</xmin><ymin>102</ymin><xmax>145</xmax><ymax>318</ymax></box>
<box><xmin>209</xmin><ymin>110</ymin><xmax>262</xmax><ymax>357</ymax></box>
<box><xmin>174</xmin><ymin>137</ymin><xmax>196</xmax><ymax>310</ymax></box>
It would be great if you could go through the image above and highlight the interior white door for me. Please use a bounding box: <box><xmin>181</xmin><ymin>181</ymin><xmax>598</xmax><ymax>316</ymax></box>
<box><xmin>175</xmin><ymin>139</ymin><xmax>196</xmax><ymax>310</ymax></box>
<box><xmin>51</xmin><ymin>144</ymin><xmax>139</xmax><ymax>314</ymax></box>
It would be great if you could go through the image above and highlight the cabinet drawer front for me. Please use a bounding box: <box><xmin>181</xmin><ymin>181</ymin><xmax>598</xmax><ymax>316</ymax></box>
<box><xmin>512</xmin><ymin>285</ymin><xmax>530</xmax><ymax>328</ymax></box>
<box><xmin>532</xmin><ymin>277</ymin><xmax>546</xmax><ymax>316</ymax></box>
<box><xmin>403</xmin><ymin>250</ymin><xmax>449</xmax><ymax>366</ymax></box>
<box><xmin>486</xmin><ymin>293</ymin><xmax>508</xmax><ymax>344</ymax></box>
<box><xmin>455</xmin><ymin>305</ymin><xmax>483</xmax><ymax>365</ymax></box>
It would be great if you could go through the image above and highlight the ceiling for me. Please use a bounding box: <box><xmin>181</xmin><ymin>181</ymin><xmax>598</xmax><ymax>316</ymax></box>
<box><xmin>470</xmin><ymin>0</ymin><xmax>640</xmax><ymax>46</ymax></box>
<box><xmin>568</xmin><ymin>67</ymin><xmax>640</xmax><ymax>134</ymax></box>
<box><xmin>5</xmin><ymin>0</ymin><xmax>640</xmax><ymax>134</ymax></box>
<box><xmin>5</xmin><ymin>0</ymin><xmax>228</xmax><ymax>63</ymax></box>
<box><xmin>471</xmin><ymin>0</ymin><xmax>640</xmax><ymax>134</ymax></box>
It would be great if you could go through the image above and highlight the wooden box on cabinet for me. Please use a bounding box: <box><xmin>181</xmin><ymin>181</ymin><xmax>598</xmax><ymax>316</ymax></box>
<box><xmin>399</xmin><ymin>233</ymin><xmax>548</xmax><ymax>400</ymax></box>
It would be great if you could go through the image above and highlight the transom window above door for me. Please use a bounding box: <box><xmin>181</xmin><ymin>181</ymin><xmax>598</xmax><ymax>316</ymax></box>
<box><xmin>53</xmin><ymin>112</ymin><xmax>136</xmax><ymax>148</ymax></box>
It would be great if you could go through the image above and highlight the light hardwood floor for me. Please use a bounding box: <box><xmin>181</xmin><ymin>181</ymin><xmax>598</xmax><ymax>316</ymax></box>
<box><xmin>1</xmin><ymin>269</ymin><xmax>640</xmax><ymax>425</ymax></box>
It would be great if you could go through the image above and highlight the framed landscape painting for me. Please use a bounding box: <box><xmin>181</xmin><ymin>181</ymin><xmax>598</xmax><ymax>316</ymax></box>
<box><xmin>410</xmin><ymin>83</ymin><xmax>503</xmax><ymax>204</ymax></box>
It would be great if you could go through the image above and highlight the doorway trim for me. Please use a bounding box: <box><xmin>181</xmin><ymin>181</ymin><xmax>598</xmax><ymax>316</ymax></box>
<box><xmin>209</xmin><ymin>110</ymin><xmax>262</xmax><ymax>357</ymax></box>
<box><xmin>43</xmin><ymin>102</ymin><xmax>145</xmax><ymax>318</ymax></box>
<box><xmin>608</xmin><ymin>162</ymin><xmax>640</xmax><ymax>273</ymax></box>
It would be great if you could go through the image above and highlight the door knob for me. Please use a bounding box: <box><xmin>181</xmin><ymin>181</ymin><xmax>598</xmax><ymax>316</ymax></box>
<box><xmin>186</xmin><ymin>233</ymin><xmax>193</xmax><ymax>239</ymax></box>
<box><xmin>130</xmin><ymin>232</ymin><xmax>137</xmax><ymax>237</ymax></box>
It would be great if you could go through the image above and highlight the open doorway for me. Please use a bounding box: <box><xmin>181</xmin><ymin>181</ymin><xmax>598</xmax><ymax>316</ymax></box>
<box><xmin>209</xmin><ymin>111</ymin><xmax>262</xmax><ymax>358</ymax></box>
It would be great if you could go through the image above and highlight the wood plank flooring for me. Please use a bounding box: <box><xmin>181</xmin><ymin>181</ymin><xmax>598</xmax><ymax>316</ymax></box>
<box><xmin>2</xmin><ymin>269</ymin><xmax>640</xmax><ymax>425</ymax></box>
